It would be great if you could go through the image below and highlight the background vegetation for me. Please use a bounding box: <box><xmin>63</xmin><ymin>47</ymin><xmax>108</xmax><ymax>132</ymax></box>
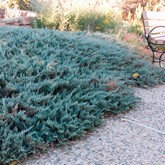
<box><xmin>1</xmin><ymin>0</ymin><xmax>164</xmax><ymax>36</ymax></box>
<box><xmin>29</xmin><ymin>0</ymin><xmax>164</xmax><ymax>34</ymax></box>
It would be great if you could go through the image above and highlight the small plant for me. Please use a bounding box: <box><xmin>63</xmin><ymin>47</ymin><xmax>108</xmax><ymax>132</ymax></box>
<box><xmin>32</xmin><ymin>18</ymin><xmax>44</xmax><ymax>28</ymax></box>
<box><xmin>128</xmin><ymin>24</ymin><xmax>143</xmax><ymax>36</ymax></box>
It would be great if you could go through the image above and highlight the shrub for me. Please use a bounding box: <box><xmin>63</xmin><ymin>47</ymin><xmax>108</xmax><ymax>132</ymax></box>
<box><xmin>128</xmin><ymin>24</ymin><xmax>143</xmax><ymax>36</ymax></box>
<box><xmin>0</xmin><ymin>27</ymin><xmax>165</xmax><ymax>164</ymax></box>
<box><xmin>68</xmin><ymin>10</ymin><xmax>119</xmax><ymax>32</ymax></box>
<box><xmin>31</xmin><ymin>18</ymin><xmax>44</xmax><ymax>29</ymax></box>
<box><xmin>30</xmin><ymin>0</ymin><xmax>121</xmax><ymax>32</ymax></box>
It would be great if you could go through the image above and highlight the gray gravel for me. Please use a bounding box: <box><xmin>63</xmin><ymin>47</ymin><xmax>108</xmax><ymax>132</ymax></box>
<box><xmin>21</xmin><ymin>85</ymin><xmax>165</xmax><ymax>165</ymax></box>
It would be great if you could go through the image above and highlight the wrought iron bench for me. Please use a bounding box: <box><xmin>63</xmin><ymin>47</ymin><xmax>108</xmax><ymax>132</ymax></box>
<box><xmin>142</xmin><ymin>10</ymin><xmax>165</xmax><ymax>68</ymax></box>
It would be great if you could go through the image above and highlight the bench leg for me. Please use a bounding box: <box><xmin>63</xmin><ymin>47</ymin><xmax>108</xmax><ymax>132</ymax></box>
<box><xmin>152</xmin><ymin>52</ymin><xmax>155</xmax><ymax>63</ymax></box>
<box><xmin>152</xmin><ymin>51</ymin><xmax>156</xmax><ymax>63</ymax></box>
<box><xmin>152</xmin><ymin>51</ymin><xmax>161</xmax><ymax>63</ymax></box>
<box><xmin>159</xmin><ymin>52</ymin><xmax>165</xmax><ymax>68</ymax></box>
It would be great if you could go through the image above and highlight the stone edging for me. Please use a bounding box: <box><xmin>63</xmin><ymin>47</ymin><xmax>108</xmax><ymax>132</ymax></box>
<box><xmin>0</xmin><ymin>8</ymin><xmax>36</xmax><ymax>27</ymax></box>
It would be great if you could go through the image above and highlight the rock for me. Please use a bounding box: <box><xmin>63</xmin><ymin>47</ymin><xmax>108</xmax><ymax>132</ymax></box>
<box><xmin>0</xmin><ymin>17</ymin><xmax>19</xmax><ymax>24</ymax></box>
<box><xmin>5</xmin><ymin>8</ymin><xmax>36</xmax><ymax>18</ymax></box>
<box><xmin>18</xmin><ymin>16</ymin><xmax>33</xmax><ymax>25</ymax></box>
<box><xmin>10</xmin><ymin>23</ymin><xmax>21</xmax><ymax>26</ymax></box>
<box><xmin>0</xmin><ymin>8</ymin><xmax>36</xmax><ymax>27</ymax></box>
<box><xmin>0</xmin><ymin>14</ymin><xmax>4</xmax><ymax>19</ymax></box>
<box><xmin>0</xmin><ymin>23</ymin><xmax>5</xmax><ymax>26</ymax></box>
<box><xmin>27</xmin><ymin>11</ymin><xmax>36</xmax><ymax>17</ymax></box>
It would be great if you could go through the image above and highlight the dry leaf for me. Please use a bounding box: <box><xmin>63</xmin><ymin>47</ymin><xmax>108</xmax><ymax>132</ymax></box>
<box><xmin>11</xmin><ymin>103</ymin><xmax>19</xmax><ymax>117</ymax></box>
<box><xmin>106</xmin><ymin>81</ymin><xmax>117</xmax><ymax>91</ymax></box>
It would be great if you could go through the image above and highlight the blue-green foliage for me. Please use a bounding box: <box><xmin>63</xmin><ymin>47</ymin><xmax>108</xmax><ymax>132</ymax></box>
<box><xmin>0</xmin><ymin>27</ymin><xmax>164</xmax><ymax>164</ymax></box>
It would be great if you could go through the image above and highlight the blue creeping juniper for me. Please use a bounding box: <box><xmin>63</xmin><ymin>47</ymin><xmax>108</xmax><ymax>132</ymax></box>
<box><xmin>0</xmin><ymin>27</ymin><xmax>165</xmax><ymax>164</ymax></box>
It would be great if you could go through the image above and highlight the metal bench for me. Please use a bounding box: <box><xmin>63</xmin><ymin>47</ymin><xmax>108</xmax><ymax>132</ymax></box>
<box><xmin>142</xmin><ymin>10</ymin><xmax>165</xmax><ymax>68</ymax></box>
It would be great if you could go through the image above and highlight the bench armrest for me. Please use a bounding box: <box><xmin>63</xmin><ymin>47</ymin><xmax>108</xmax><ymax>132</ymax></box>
<box><xmin>147</xmin><ymin>26</ymin><xmax>165</xmax><ymax>38</ymax></box>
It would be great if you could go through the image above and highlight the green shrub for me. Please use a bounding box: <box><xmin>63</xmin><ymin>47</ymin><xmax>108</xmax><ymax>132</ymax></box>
<box><xmin>128</xmin><ymin>24</ymin><xmax>143</xmax><ymax>36</ymax></box>
<box><xmin>0</xmin><ymin>27</ymin><xmax>165</xmax><ymax>164</ymax></box>
<box><xmin>32</xmin><ymin>9</ymin><xmax>121</xmax><ymax>33</ymax></box>
<box><xmin>32</xmin><ymin>18</ymin><xmax>45</xmax><ymax>29</ymax></box>
<box><xmin>68</xmin><ymin>10</ymin><xmax>117</xmax><ymax>32</ymax></box>
<box><xmin>30</xmin><ymin>0</ymin><xmax>61</xmax><ymax>29</ymax></box>
<box><xmin>30</xmin><ymin>0</ymin><xmax>121</xmax><ymax>32</ymax></box>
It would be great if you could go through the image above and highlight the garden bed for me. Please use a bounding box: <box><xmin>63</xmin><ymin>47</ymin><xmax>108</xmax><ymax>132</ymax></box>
<box><xmin>0</xmin><ymin>27</ymin><xmax>165</xmax><ymax>164</ymax></box>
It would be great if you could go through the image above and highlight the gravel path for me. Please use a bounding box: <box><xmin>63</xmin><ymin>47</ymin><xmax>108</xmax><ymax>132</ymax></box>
<box><xmin>22</xmin><ymin>85</ymin><xmax>165</xmax><ymax>165</ymax></box>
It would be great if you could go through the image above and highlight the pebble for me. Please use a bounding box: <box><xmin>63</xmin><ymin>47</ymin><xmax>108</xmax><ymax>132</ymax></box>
<box><xmin>21</xmin><ymin>85</ymin><xmax>165</xmax><ymax>165</ymax></box>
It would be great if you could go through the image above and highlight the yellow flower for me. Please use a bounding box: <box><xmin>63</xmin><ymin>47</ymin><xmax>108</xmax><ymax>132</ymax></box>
<box><xmin>95</xmin><ymin>26</ymin><xmax>100</xmax><ymax>30</ymax></box>
<box><xmin>103</xmin><ymin>18</ymin><xmax>109</xmax><ymax>24</ymax></box>
<box><xmin>9</xmin><ymin>160</ymin><xmax>19</xmax><ymax>165</ymax></box>
<box><xmin>132</xmin><ymin>73</ymin><xmax>140</xmax><ymax>79</ymax></box>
